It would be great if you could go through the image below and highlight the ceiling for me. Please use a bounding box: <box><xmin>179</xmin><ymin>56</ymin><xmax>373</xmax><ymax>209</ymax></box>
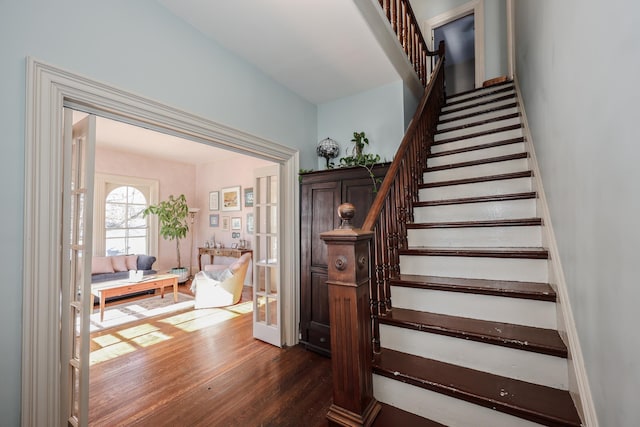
<box><xmin>157</xmin><ymin>0</ymin><xmax>400</xmax><ymax>104</ymax></box>
<box><xmin>94</xmin><ymin>1</ymin><xmax>403</xmax><ymax>163</ymax></box>
<box><xmin>72</xmin><ymin>111</ymin><xmax>241</xmax><ymax>165</ymax></box>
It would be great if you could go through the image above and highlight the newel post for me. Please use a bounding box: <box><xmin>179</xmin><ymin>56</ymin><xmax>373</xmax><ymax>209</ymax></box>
<box><xmin>320</xmin><ymin>203</ymin><xmax>381</xmax><ymax>427</ymax></box>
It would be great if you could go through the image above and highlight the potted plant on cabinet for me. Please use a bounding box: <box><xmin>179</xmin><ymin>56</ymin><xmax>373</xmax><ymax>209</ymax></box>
<box><xmin>143</xmin><ymin>194</ymin><xmax>191</xmax><ymax>283</ymax></box>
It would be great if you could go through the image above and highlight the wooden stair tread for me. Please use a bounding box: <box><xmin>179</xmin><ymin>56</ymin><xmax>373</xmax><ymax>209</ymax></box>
<box><xmin>372</xmin><ymin>402</ymin><xmax>446</xmax><ymax>427</ymax></box>
<box><xmin>434</xmin><ymin>124</ymin><xmax>523</xmax><ymax>146</ymax></box>
<box><xmin>426</xmin><ymin>152</ymin><xmax>527</xmax><ymax>172</ymax></box>
<box><xmin>407</xmin><ymin>218</ymin><xmax>542</xmax><ymax>229</ymax></box>
<box><xmin>446</xmin><ymin>79</ymin><xmax>513</xmax><ymax>100</ymax></box>
<box><xmin>373</xmin><ymin>349</ymin><xmax>582</xmax><ymax>427</ymax></box>
<box><xmin>445</xmin><ymin>85</ymin><xmax>514</xmax><ymax>107</ymax></box>
<box><xmin>399</xmin><ymin>247</ymin><xmax>548</xmax><ymax>259</ymax></box>
<box><xmin>429</xmin><ymin>136</ymin><xmax>524</xmax><ymax>158</ymax></box>
<box><xmin>435</xmin><ymin>112</ymin><xmax>520</xmax><ymax>135</ymax></box>
<box><xmin>441</xmin><ymin>93</ymin><xmax>516</xmax><ymax>116</ymax></box>
<box><xmin>414</xmin><ymin>192</ymin><xmax>537</xmax><ymax>207</ymax></box>
<box><xmin>438</xmin><ymin>101</ymin><xmax>518</xmax><ymax>125</ymax></box>
<box><xmin>380</xmin><ymin>308</ymin><xmax>567</xmax><ymax>357</ymax></box>
<box><xmin>391</xmin><ymin>274</ymin><xmax>556</xmax><ymax>301</ymax></box>
<box><xmin>419</xmin><ymin>170</ymin><xmax>532</xmax><ymax>189</ymax></box>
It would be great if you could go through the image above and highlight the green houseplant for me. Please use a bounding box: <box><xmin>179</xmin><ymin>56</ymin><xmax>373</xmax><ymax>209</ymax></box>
<box><xmin>339</xmin><ymin>131</ymin><xmax>382</xmax><ymax>191</ymax></box>
<box><xmin>143</xmin><ymin>194</ymin><xmax>190</xmax><ymax>282</ymax></box>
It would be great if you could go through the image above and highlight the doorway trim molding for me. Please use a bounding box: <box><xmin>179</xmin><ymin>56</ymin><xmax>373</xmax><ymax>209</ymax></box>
<box><xmin>23</xmin><ymin>57</ymin><xmax>300</xmax><ymax>425</ymax></box>
<box><xmin>424</xmin><ymin>0</ymin><xmax>485</xmax><ymax>89</ymax></box>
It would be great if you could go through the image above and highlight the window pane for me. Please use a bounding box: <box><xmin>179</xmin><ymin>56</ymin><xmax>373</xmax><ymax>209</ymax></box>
<box><xmin>105</xmin><ymin>205</ymin><xmax>126</xmax><ymax>228</ymax></box>
<box><xmin>106</xmin><ymin>238</ymin><xmax>126</xmax><ymax>256</ymax></box>
<box><xmin>128</xmin><ymin>237</ymin><xmax>147</xmax><ymax>255</ymax></box>
<box><xmin>105</xmin><ymin>185</ymin><xmax>150</xmax><ymax>256</ymax></box>
<box><xmin>106</xmin><ymin>187</ymin><xmax>127</xmax><ymax>203</ymax></box>
<box><xmin>106</xmin><ymin>229</ymin><xmax>125</xmax><ymax>238</ymax></box>
<box><xmin>127</xmin><ymin>206</ymin><xmax>146</xmax><ymax>228</ymax></box>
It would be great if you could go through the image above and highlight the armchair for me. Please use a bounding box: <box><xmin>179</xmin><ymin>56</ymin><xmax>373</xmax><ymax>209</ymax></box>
<box><xmin>191</xmin><ymin>252</ymin><xmax>251</xmax><ymax>308</ymax></box>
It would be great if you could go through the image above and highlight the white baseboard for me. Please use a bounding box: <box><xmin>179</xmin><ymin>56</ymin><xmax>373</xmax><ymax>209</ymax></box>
<box><xmin>513</xmin><ymin>76</ymin><xmax>598</xmax><ymax>427</ymax></box>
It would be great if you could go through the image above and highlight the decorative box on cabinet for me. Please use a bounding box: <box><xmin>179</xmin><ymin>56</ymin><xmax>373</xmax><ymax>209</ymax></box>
<box><xmin>299</xmin><ymin>163</ymin><xmax>389</xmax><ymax>356</ymax></box>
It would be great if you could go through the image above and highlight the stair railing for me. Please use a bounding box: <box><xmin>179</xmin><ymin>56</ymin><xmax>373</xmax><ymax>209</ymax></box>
<box><xmin>379</xmin><ymin>0</ymin><xmax>438</xmax><ymax>86</ymax></box>
<box><xmin>363</xmin><ymin>48</ymin><xmax>446</xmax><ymax>353</ymax></box>
<box><xmin>320</xmin><ymin>46</ymin><xmax>445</xmax><ymax>426</ymax></box>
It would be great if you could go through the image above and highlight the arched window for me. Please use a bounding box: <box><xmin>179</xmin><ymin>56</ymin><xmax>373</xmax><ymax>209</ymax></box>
<box><xmin>105</xmin><ymin>186</ymin><xmax>148</xmax><ymax>255</ymax></box>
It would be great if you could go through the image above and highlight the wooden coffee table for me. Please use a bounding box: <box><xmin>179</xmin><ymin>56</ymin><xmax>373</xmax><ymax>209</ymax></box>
<box><xmin>91</xmin><ymin>274</ymin><xmax>179</xmax><ymax>322</ymax></box>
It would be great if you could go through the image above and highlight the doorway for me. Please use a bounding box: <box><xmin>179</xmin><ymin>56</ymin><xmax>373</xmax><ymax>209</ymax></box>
<box><xmin>23</xmin><ymin>58</ymin><xmax>300</xmax><ymax>425</ymax></box>
<box><xmin>434</xmin><ymin>14</ymin><xmax>476</xmax><ymax>94</ymax></box>
<box><xmin>425</xmin><ymin>0</ymin><xmax>485</xmax><ymax>92</ymax></box>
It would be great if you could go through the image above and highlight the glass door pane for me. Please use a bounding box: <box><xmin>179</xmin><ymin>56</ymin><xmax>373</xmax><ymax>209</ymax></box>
<box><xmin>252</xmin><ymin>165</ymin><xmax>282</xmax><ymax>346</ymax></box>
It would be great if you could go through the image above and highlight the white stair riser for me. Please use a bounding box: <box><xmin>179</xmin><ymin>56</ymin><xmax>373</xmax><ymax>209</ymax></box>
<box><xmin>414</xmin><ymin>199</ymin><xmax>537</xmax><ymax>222</ymax></box>
<box><xmin>435</xmin><ymin>117</ymin><xmax>522</xmax><ymax>141</ymax></box>
<box><xmin>390</xmin><ymin>285</ymin><xmax>556</xmax><ymax>329</ymax></box>
<box><xmin>424</xmin><ymin>158</ymin><xmax>529</xmax><ymax>183</ymax></box>
<box><xmin>400</xmin><ymin>254</ymin><xmax>547</xmax><ymax>283</ymax></box>
<box><xmin>446</xmin><ymin>85</ymin><xmax>514</xmax><ymax>103</ymax></box>
<box><xmin>373</xmin><ymin>375</ymin><xmax>544</xmax><ymax>427</ymax></box>
<box><xmin>380</xmin><ymin>325</ymin><xmax>568</xmax><ymax>389</ymax></box>
<box><xmin>419</xmin><ymin>177</ymin><xmax>532</xmax><ymax>201</ymax></box>
<box><xmin>443</xmin><ymin>90</ymin><xmax>516</xmax><ymax>112</ymax></box>
<box><xmin>429</xmin><ymin>142</ymin><xmax>526</xmax><ymax>166</ymax></box>
<box><xmin>440</xmin><ymin>97</ymin><xmax>517</xmax><ymax>122</ymax></box>
<box><xmin>407</xmin><ymin>226</ymin><xmax>542</xmax><ymax>247</ymax></box>
<box><xmin>432</xmin><ymin>127</ymin><xmax>523</xmax><ymax>152</ymax></box>
<box><xmin>438</xmin><ymin>106</ymin><xmax>520</xmax><ymax>131</ymax></box>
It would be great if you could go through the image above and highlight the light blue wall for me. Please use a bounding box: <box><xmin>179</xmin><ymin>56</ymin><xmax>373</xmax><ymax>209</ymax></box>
<box><xmin>412</xmin><ymin>0</ymin><xmax>508</xmax><ymax>81</ymax></box>
<box><xmin>515</xmin><ymin>1</ymin><xmax>640</xmax><ymax>425</ymax></box>
<box><xmin>317</xmin><ymin>80</ymin><xmax>405</xmax><ymax>169</ymax></box>
<box><xmin>0</xmin><ymin>0</ymin><xmax>318</xmax><ymax>423</ymax></box>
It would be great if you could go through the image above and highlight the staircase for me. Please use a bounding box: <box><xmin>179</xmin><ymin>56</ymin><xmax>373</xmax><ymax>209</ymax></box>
<box><xmin>370</xmin><ymin>81</ymin><xmax>583</xmax><ymax>426</ymax></box>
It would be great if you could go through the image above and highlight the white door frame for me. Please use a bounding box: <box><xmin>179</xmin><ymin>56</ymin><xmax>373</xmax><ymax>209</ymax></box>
<box><xmin>23</xmin><ymin>57</ymin><xmax>300</xmax><ymax>426</ymax></box>
<box><xmin>424</xmin><ymin>0</ymin><xmax>486</xmax><ymax>89</ymax></box>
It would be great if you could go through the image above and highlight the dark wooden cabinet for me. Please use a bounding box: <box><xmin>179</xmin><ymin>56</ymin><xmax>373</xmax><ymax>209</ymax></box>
<box><xmin>299</xmin><ymin>164</ymin><xmax>389</xmax><ymax>356</ymax></box>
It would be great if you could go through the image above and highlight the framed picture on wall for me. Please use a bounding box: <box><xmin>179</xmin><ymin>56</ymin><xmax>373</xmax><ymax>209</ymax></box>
<box><xmin>244</xmin><ymin>187</ymin><xmax>254</xmax><ymax>207</ymax></box>
<box><xmin>209</xmin><ymin>214</ymin><xmax>219</xmax><ymax>227</ymax></box>
<box><xmin>221</xmin><ymin>216</ymin><xmax>230</xmax><ymax>231</ymax></box>
<box><xmin>209</xmin><ymin>191</ymin><xmax>219</xmax><ymax>211</ymax></box>
<box><xmin>246</xmin><ymin>213</ymin><xmax>254</xmax><ymax>234</ymax></box>
<box><xmin>221</xmin><ymin>186</ymin><xmax>241</xmax><ymax>211</ymax></box>
<box><xmin>231</xmin><ymin>217</ymin><xmax>242</xmax><ymax>230</ymax></box>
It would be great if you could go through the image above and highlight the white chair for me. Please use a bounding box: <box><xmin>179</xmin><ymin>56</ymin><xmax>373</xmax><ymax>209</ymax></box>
<box><xmin>191</xmin><ymin>253</ymin><xmax>251</xmax><ymax>308</ymax></box>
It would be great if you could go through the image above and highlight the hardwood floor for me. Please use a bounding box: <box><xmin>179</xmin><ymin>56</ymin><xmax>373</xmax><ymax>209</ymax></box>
<box><xmin>89</xmin><ymin>284</ymin><xmax>333</xmax><ymax>426</ymax></box>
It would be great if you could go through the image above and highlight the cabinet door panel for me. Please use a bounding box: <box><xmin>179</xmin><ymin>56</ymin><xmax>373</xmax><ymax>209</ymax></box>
<box><xmin>343</xmin><ymin>177</ymin><xmax>381</xmax><ymax>228</ymax></box>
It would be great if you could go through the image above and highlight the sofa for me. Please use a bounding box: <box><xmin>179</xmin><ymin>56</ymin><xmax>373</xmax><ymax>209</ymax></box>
<box><xmin>91</xmin><ymin>254</ymin><xmax>157</xmax><ymax>302</ymax></box>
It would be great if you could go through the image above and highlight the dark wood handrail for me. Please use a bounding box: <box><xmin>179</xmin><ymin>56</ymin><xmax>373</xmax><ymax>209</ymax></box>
<box><xmin>363</xmin><ymin>43</ymin><xmax>446</xmax><ymax>352</ymax></box>
<box><xmin>363</xmin><ymin>48</ymin><xmax>444</xmax><ymax>232</ymax></box>
<box><xmin>379</xmin><ymin>0</ymin><xmax>442</xmax><ymax>85</ymax></box>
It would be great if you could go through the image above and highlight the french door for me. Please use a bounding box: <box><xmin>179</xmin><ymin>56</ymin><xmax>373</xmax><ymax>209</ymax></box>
<box><xmin>253</xmin><ymin>164</ymin><xmax>283</xmax><ymax>347</ymax></box>
<box><xmin>60</xmin><ymin>109</ymin><xmax>95</xmax><ymax>426</ymax></box>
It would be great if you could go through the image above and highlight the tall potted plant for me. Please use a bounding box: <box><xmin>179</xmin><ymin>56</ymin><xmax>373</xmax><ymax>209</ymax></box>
<box><xmin>143</xmin><ymin>194</ymin><xmax>190</xmax><ymax>282</ymax></box>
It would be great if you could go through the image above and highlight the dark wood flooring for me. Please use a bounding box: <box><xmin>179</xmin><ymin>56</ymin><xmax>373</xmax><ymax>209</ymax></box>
<box><xmin>89</xmin><ymin>283</ymin><xmax>333</xmax><ymax>426</ymax></box>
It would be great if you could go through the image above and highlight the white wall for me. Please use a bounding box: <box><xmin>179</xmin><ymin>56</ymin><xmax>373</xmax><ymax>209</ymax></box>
<box><xmin>0</xmin><ymin>0</ymin><xmax>317</xmax><ymax>423</ymax></box>
<box><xmin>317</xmin><ymin>80</ymin><xmax>405</xmax><ymax>170</ymax></box>
<box><xmin>412</xmin><ymin>0</ymin><xmax>508</xmax><ymax>81</ymax></box>
<box><xmin>515</xmin><ymin>1</ymin><xmax>640</xmax><ymax>425</ymax></box>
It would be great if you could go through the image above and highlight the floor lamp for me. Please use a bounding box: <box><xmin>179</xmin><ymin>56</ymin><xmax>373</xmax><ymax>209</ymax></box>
<box><xmin>188</xmin><ymin>207</ymin><xmax>200</xmax><ymax>279</ymax></box>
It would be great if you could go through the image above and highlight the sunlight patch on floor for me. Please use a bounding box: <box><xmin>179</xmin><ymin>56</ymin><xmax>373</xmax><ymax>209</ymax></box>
<box><xmin>92</xmin><ymin>334</ymin><xmax>121</xmax><ymax>347</ymax></box>
<box><xmin>118</xmin><ymin>323</ymin><xmax>160</xmax><ymax>340</ymax></box>
<box><xmin>131</xmin><ymin>331</ymin><xmax>172</xmax><ymax>347</ymax></box>
<box><xmin>90</xmin><ymin>341</ymin><xmax>136</xmax><ymax>365</ymax></box>
<box><xmin>227</xmin><ymin>301</ymin><xmax>253</xmax><ymax>314</ymax></box>
<box><xmin>173</xmin><ymin>310</ymin><xmax>239</xmax><ymax>332</ymax></box>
